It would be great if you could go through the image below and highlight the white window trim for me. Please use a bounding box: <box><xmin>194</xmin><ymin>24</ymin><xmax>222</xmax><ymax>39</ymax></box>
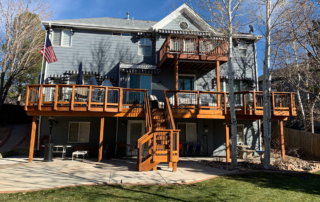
<box><xmin>138</xmin><ymin>38</ymin><xmax>152</xmax><ymax>57</ymax></box>
<box><xmin>52</xmin><ymin>29</ymin><xmax>72</xmax><ymax>47</ymax></box>
<box><xmin>127</xmin><ymin>73</ymin><xmax>152</xmax><ymax>94</ymax></box>
<box><xmin>68</xmin><ymin>122</ymin><xmax>90</xmax><ymax>143</ymax></box>
<box><xmin>178</xmin><ymin>74</ymin><xmax>197</xmax><ymax>90</ymax></box>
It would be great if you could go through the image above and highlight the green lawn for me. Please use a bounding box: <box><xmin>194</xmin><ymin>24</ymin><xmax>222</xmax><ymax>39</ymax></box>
<box><xmin>1</xmin><ymin>171</ymin><xmax>320</xmax><ymax>202</ymax></box>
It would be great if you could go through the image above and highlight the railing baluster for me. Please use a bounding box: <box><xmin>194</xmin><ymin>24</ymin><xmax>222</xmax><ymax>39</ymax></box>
<box><xmin>71</xmin><ymin>85</ymin><xmax>75</xmax><ymax>111</ymax></box>
<box><xmin>54</xmin><ymin>85</ymin><xmax>58</xmax><ymax>111</ymax></box>
<box><xmin>243</xmin><ymin>92</ymin><xmax>246</xmax><ymax>115</ymax></box>
<box><xmin>88</xmin><ymin>86</ymin><xmax>92</xmax><ymax>111</ymax></box>
<box><xmin>253</xmin><ymin>92</ymin><xmax>256</xmax><ymax>115</ymax></box>
<box><xmin>272</xmin><ymin>92</ymin><xmax>275</xmax><ymax>116</ymax></box>
<box><xmin>38</xmin><ymin>85</ymin><xmax>43</xmax><ymax>111</ymax></box>
<box><xmin>170</xmin><ymin>130</ymin><xmax>173</xmax><ymax>163</ymax></box>
<box><xmin>24</xmin><ymin>86</ymin><xmax>29</xmax><ymax>111</ymax></box>
<box><xmin>119</xmin><ymin>88</ymin><xmax>123</xmax><ymax>112</ymax></box>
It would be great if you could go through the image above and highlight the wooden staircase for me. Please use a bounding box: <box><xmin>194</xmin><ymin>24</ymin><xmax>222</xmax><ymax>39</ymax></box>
<box><xmin>137</xmin><ymin>93</ymin><xmax>180</xmax><ymax>172</ymax></box>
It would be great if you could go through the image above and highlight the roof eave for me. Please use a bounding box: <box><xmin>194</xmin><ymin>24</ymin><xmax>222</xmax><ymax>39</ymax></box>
<box><xmin>232</xmin><ymin>34</ymin><xmax>263</xmax><ymax>42</ymax></box>
<box><xmin>42</xmin><ymin>21</ymin><xmax>153</xmax><ymax>32</ymax></box>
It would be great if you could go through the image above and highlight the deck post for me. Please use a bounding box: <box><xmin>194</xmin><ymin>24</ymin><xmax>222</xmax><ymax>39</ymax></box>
<box><xmin>225</xmin><ymin>119</ymin><xmax>230</xmax><ymax>162</ymax></box>
<box><xmin>99</xmin><ymin>117</ymin><xmax>104</xmax><ymax>162</ymax></box>
<box><xmin>279</xmin><ymin>120</ymin><xmax>285</xmax><ymax>160</ymax></box>
<box><xmin>28</xmin><ymin>116</ymin><xmax>37</xmax><ymax>163</ymax></box>
<box><xmin>168</xmin><ymin>162</ymin><xmax>172</xmax><ymax>168</ymax></box>
<box><xmin>172</xmin><ymin>162</ymin><xmax>177</xmax><ymax>172</ymax></box>
<box><xmin>174</xmin><ymin>56</ymin><xmax>178</xmax><ymax>108</ymax></box>
<box><xmin>216</xmin><ymin>61</ymin><xmax>221</xmax><ymax>107</ymax></box>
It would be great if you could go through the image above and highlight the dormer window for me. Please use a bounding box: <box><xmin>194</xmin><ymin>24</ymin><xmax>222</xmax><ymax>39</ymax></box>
<box><xmin>180</xmin><ymin>22</ymin><xmax>189</xmax><ymax>30</ymax></box>
<box><xmin>239</xmin><ymin>42</ymin><xmax>247</xmax><ymax>57</ymax></box>
<box><xmin>52</xmin><ymin>29</ymin><xmax>72</xmax><ymax>47</ymax></box>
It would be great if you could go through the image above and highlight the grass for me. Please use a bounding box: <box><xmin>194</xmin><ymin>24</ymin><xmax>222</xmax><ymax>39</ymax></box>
<box><xmin>1</xmin><ymin>171</ymin><xmax>320</xmax><ymax>202</ymax></box>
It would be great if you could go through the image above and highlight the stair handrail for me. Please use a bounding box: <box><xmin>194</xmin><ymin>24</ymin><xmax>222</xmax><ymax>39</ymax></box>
<box><xmin>164</xmin><ymin>90</ymin><xmax>176</xmax><ymax>130</ymax></box>
<box><xmin>143</xmin><ymin>90</ymin><xmax>153</xmax><ymax>133</ymax></box>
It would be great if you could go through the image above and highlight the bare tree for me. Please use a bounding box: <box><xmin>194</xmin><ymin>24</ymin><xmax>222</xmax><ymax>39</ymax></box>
<box><xmin>189</xmin><ymin>0</ymin><xmax>251</xmax><ymax>167</ymax></box>
<box><xmin>274</xmin><ymin>0</ymin><xmax>320</xmax><ymax>133</ymax></box>
<box><xmin>0</xmin><ymin>0</ymin><xmax>52</xmax><ymax>112</ymax></box>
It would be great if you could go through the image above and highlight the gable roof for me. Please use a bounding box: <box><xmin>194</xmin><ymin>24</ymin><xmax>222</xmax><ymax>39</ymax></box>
<box><xmin>42</xmin><ymin>17</ymin><xmax>157</xmax><ymax>32</ymax></box>
<box><xmin>151</xmin><ymin>4</ymin><xmax>218</xmax><ymax>34</ymax></box>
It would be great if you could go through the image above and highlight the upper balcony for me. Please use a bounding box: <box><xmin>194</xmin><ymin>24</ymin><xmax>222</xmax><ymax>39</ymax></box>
<box><xmin>159</xmin><ymin>36</ymin><xmax>228</xmax><ymax>70</ymax></box>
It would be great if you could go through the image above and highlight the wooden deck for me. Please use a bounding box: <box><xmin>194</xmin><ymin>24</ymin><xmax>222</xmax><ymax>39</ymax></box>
<box><xmin>25</xmin><ymin>85</ymin><xmax>296</xmax><ymax>120</ymax></box>
<box><xmin>159</xmin><ymin>36</ymin><xmax>228</xmax><ymax>70</ymax></box>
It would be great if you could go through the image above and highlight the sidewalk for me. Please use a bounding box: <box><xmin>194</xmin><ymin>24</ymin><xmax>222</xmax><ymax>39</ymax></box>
<box><xmin>0</xmin><ymin>156</ymin><xmax>235</xmax><ymax>193</ymax></box>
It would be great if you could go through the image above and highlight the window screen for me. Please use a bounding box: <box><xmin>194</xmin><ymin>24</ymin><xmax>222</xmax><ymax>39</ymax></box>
<box><xmin>52</xmin><ymin>29</ymin><xmax>72</xmax><ymax>47</ymax></box>
<box><xmin>68</xmin><ymin>122</ymin><xmax>90</xmax><ymax>143</ymax></box>
<box><xmin>138</xmin><ymin>38</ymin><xmax>152</xmax><ymax>56</ymax></box>
<box><xmin>53</xmin><ymin>30</ymin><xmax>62</xmax><ymax>46</ymax></box>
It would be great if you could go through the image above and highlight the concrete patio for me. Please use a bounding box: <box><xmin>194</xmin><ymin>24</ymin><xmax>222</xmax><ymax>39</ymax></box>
<box><xmin>0</xmin><ymin>156</ymin><xmax>235</xmax><ymax>193</ymax></box>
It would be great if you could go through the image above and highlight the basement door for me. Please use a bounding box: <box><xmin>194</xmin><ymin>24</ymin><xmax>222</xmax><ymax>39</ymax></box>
<box><xmin>127</xmin><ymin>120</ymin><xmax>145</xmax><ymax>156</ymax></box>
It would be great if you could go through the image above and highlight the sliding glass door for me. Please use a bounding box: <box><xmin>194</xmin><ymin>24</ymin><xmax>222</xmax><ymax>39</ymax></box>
<box><xmin>128</xmin><ymin>74</ymin><xmax>151</xmax><ymax>104</ymax></box>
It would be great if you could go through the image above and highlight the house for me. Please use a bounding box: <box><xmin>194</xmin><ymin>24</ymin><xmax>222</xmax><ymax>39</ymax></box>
<box><xmin>25</xmin><ymin>4</ymin><xmax>296</xmax><ymax>171</ymax></box>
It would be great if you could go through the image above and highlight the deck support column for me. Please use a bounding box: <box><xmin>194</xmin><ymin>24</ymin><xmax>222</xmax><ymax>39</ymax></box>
<box><xmin>99</xmin><ymin>117</ymin><xmax>104</xmax><ymax>162</ymax></box>
<box><xmin>172</xmin><ymin>162</ymin><xmax>177</xmax><ymax>172</ymax></box>
<box><xmin>168</xmin><ymin>162</ymin><xmax>172</xmax><ymax>168</ymax></box>
<box><xmin>279</xmin><ymin>120</ymin><xmax>285</xmax><ymax>160</ymax></box>
<box><xmin>174</xmin><ymin>56</ymin><xmax>178</xmax><ymax>108</ymax></box>
<box><xmin>216</xmin><ymin>61</ymin><xmax>221</xmax><ymax>107</ymax></box>
<box><xmin>225</xmin><ymin>119</ymin><xmax>230</xmax><ymax>163</ymax></box>
<box><xmin>28</xmin><ymin>116</ymin><xmax>37</xmax><ymax>163</ymax></box>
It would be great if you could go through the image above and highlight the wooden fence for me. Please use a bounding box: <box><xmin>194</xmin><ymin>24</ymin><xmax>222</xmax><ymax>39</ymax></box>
<box><xmin>284</xmin><ymin>127</ymin><xmax>320</xmax><ymax>159</ymax></box>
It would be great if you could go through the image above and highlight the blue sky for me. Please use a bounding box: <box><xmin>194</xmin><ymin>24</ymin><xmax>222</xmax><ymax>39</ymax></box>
<box><xmin>48</xmin><ymin>0</ymin><xmax>264</xmax><ymax>76</ymax></box>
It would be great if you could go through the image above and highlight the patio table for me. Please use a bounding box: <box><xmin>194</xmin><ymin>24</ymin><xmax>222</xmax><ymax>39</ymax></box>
<box><xmin>53</xmin><ymin>145</ymin><xmax>72</xmax><ymax>158</ymax></box>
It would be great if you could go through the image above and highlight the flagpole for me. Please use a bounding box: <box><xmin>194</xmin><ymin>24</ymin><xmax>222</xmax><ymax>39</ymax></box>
<box><xmin>39</xmin><ymin>32</ymin><xmax>47</xmax><ymax>85</ymax></box>
<box><xmin>37</xmin><ymin>31</ymin><xmax>47</xmax><ymax>151</ymax></box>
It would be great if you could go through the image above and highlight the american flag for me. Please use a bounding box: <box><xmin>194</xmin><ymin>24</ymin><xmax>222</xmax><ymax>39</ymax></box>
<box><xmin>40</xmin><ymin>34</ymin><xmax>57</xmax><ymax>63</ymax></box>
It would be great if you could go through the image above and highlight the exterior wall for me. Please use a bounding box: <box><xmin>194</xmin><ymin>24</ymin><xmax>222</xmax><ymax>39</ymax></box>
<box><xmin>175</xmin><ymin>118</ymin><xmax>260</xmax><ymax>157</ymax></box>
<box><xmin>39</xmin><ymin>116</ymin><xmax>260</xmax><ymax>158</ymax></box>
<box><xmin>48</xmin><ymin>29</ymin><xmax>156</xmax><ymax>85</ymax></box>
<box><xmin>162</xmin><ymin>13</ymin><xmax>203</xmax><ymax>31</ymax></box>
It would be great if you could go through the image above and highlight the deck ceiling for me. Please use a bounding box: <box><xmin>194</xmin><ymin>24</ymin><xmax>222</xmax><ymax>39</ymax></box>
<box><xmin>159</xmin><ymin>54</ymin><xmax>228</xmax><ymax>70</ymax></box>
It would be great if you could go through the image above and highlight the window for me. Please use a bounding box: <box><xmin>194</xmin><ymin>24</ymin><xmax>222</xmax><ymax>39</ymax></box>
<box><xmin>178</xmin><ymin>75</ymin><xmax>195</xmax><ymax>90</ymax></box>
<box><xmin>180</xmin><ymin>22</ymin><xmax>189</xmax><ymax>30</ymax></box>
<box><xmin>68</xmin><ymin>122</ymin><xmax>90</xmax><ymax>143</ymax></box>
<box><xmin>83</xmin><ymin>76</ymin><xmax>97</xmax><ymax>85</ymax></box>
<box><xmin>221</xmin><ymin>79</ymin><xmax>241</xmax><ymax>105</ymax></box>
<box><xmin>229</xmin><ymin>125</ymin><xmax>245</xmax><ymax>144</ymax></box>
<box><xmin>238</xmin><ymin>42</ymin><xmax>247</xmax><ymax>57</ymax></box>
<box><xmin>53</xmin><ymin>29</ymin><xmax>72</xmax><ymax>47</ymax></box>
<box><xmin>177</xmin><ymin>123</ymin><xmax>197</xmax><ymax>142</ymax></box>
<box><xmin>138</xmin><ymin>38</ymin><xmax>152</xmax><ymax>56</ymax></box>
<box><xmin>112</xmin><ymin>32</ymin><xmax>131</xmax><ymax>36</ymax></box>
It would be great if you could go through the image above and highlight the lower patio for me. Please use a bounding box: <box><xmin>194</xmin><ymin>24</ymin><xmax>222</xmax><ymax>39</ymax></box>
<box><xmin>0</xmin><ymin>156</ymin><xmax>235</xmax><ymax>193</ymax></box>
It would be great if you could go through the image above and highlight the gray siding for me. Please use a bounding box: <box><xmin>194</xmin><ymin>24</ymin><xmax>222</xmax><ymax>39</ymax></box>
<box><xmin>163</xmin><ymin>13</ymin><xmax>203</xmax><ymax>31</ymax></box>
<box><xmin>48</xmin><ymin>29</ymin><xmax>156</xmax><ymax>85</ymax></box>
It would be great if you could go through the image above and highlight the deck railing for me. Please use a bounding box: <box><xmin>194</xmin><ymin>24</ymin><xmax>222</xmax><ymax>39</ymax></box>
<box><xmin>159</xmin><ymin>36</ymin><xmax>227</xmax><ymax>62</ymax></box>
<box><xmin>25</xmin><ymin>84</ymin><xmax>149</xmax><ymax>113</ymax></box>
<box><xmin>164</xmin><ymin>90</ymin><xmax>297</xmax><ymax>116</ymax></box>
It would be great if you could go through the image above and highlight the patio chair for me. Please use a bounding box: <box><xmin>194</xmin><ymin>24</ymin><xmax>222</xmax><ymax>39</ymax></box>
<box><xmin>186</xmin><ymin>142</ymin><xmax>194</xmax><ymax>156</ymax></box>
<box><xmin>194</xmin><ymin>142</ymin><xmax>203</xmax><ymax>156</ymax></box>
<box><xmin>149</xmin><ymin>95</ymin><xmax>164</xmax><ymax>109</ymax></box>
